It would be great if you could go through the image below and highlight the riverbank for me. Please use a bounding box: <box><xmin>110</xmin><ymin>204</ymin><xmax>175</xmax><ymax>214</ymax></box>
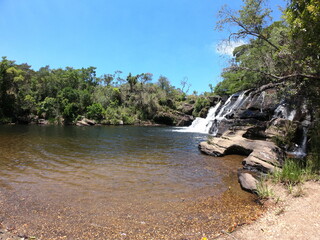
<box><xmin>1</xmin><ymin>181</ymin><xmax>319</xmax><ymax>240</ymax></box>
<box><xmin>217</xmin><ymin>180</ymin><xmax>320</xmax><ymax>240</ymax></box>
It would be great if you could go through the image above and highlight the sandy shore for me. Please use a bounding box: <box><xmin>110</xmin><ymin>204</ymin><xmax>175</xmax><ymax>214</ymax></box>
<box><xmin>217</xmin><ymin>181</ymin><xmax>320</xmax><ymax>240</ymax></box>
<box><xmin>1</xmin><ymin>181</ymin><xmax>319</xmax><ymax>239</ymax></box>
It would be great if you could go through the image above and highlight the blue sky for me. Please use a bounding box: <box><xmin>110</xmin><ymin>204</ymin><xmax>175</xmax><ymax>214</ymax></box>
<box><xmin>0</xmin><ymin>0</ymin><xmax>285</xmax><ymax>93</ymax></box>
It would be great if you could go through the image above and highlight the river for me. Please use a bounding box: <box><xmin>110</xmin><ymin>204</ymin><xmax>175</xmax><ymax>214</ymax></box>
<box><xmin>0</xmin><ymin>125</ymin><xmax>263</xmax><ymax>239</ymax></box>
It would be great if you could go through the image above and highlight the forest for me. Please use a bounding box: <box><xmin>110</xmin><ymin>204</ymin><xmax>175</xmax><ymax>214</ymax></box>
<box><xmin>0</xmin><ymin>57</ymin><xmax>215</xmax><ymax>125</ymax></box>
<box><xmin>214</xmin><ymin>0</ymin><xmax>320</xmax><ymax>102</ymax></box>
<box><xmin>214</xmin><ymin>0</ymin><xmax>320</xmax><ymax>172</ymax></box>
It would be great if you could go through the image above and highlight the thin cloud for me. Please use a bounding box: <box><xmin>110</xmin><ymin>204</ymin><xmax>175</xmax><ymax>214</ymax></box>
<box><xmin>215</xmin><ymin>40</ymin><xmax>246</xmax><ymax>56</ymax></box>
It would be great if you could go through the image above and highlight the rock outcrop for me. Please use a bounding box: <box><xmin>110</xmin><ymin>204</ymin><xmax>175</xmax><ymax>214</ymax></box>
<box><xmin>76</xmin><ymin>118</ymin><xmax>96</xmax><ymax>126</ymax></box>
<box><xmin>194</xmin><ymin>83</ymin><xmax>309</xmax><ymax>193</ymax></box>
<box><xmin>199</xmin><ymin>128</ymin><xmax>284</xmax><ymax>192</ymax></box>
<box><xmin>153</xmin><ymin>111</ymin><xmax>194</xmax><ymax>126</ymax></box>
<box><xmin>199</xmin><ymin>128</ymin><xmax>283</xmax><ymax>173</ymax></box>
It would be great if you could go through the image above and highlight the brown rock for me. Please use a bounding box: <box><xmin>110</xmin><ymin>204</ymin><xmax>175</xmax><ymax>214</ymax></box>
<box><xmin>199</xmin><ymin>128</ymin><xmax>283</xmax><ymax>173</ymax></box>
<box><xmin>238</xmin><ymin>172</ymin><xmax>258</xmax><ymax>192</ymax></box>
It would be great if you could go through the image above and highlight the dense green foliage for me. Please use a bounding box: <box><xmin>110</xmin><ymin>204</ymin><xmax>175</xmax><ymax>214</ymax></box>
<box><xmin>0</xmin><ymin>57</ymin><xmax>206</xmax><ymax>125</ymax></box>
<box><xmin>215</xmin><ymin>0</ymin><xmax>320</xmax><ymax>173</ymax></box>
<box><xmin>215</xmin><ymin>0</ymin><xmax>320</xmax><ymax>97</ymax></box>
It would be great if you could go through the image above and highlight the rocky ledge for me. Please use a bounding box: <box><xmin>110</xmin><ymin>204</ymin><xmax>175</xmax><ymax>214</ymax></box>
<box><xmin>199</xmin><ymin>127</ymin><xmax>285</xmax><ymax>193</ymax></box>
<box><xmin>195</xmin><ymin>82</ymin><xmax>310</xmax><ymax>193</ymax></box>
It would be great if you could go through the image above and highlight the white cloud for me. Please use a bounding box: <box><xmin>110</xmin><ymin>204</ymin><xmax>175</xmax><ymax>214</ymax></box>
<box><xmin>215</xmin><ymin>40</ymin><xmax>246</xmax><ymax>56</ymax></box>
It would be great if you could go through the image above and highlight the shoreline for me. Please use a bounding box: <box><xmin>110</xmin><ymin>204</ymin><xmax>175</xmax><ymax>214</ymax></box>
<box><xmin>217</xmin><ymin>180</ymin><xmax>320</xmax><ymax>240</ymax></box>
<box><xmin>2</xmin><ymin>181</ymin><xmax>319</xmax><ymax>239</ymax></box>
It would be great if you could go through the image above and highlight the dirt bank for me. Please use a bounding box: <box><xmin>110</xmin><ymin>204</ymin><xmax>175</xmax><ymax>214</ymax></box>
<box><xmin>217</xmin><ymin>181</ymin><xmax>320</xmax><ymax>240</ymax></box>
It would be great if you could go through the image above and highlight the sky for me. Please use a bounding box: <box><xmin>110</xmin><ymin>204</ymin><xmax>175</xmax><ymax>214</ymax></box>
<box><xmin>0</xmin><ymin>0</ymin><xmax>286</xmax><ymax>93</ymax></box>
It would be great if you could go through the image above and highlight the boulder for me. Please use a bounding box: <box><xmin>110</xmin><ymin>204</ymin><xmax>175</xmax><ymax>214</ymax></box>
<box><xmin>76</xmin><ymin>118</ymin><xmax>96</xmax><ymax>126</ymax></box>
<box><xmin>154</xmin><ymin>111</ymin><xmax>194</xmax><ymax>126</ymax></box>
<box><xmin>37</xmin><ymin>119</ymin><xmax>50</xmax><ymax>125</ymax></box>
<box><xmin>181</xmin><ymin>103</ymin><xmax>194</xmax><ymax>115</ymax></box>
<box><xmin>242</xmin><ymin>126</ymin><xmax>267</xmax><ymax>140</ymax></box>
<box><xmin>176</xmin><ymin>114</ymin><xmax>194</xmax><ymax>126</ymax></box>
<box><xmin>207</xmin><ymin>96</ymin><xmax>222</xmax><ymax>106</ymax></box>
<box><xmin>199</xmin><ymin>128</ymin><xmax>283</xmax><ymax>173</ymax></box>
<box><xmin>199</xmin><ymin>107</ymin><xmax>210</xmax><ymax>118</ymax></box>
<box><xmin>153</xmin><ymin>112</ymin><xmax>175</xmax><ymax>125</ymax></box>
<box><xmin>238</xmin><ymin>172</ymin><xmax>258</xmax><ymax>193</ymax></box>
<box><xmin>76</xmin><ymin>120</ymin><xmax>90</xmax><ymax>126</ymax></box>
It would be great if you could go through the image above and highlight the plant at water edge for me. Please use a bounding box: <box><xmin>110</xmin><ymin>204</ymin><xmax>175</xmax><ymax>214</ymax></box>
<box><xmin>256</xmin><ymin>178</ymin><xmax>274</xmax><ymax>199</ymax></box>
<box><xmin>279</xmin><ymin>159</ymin><xmax>306</xmax><ymax>186</ymax></box>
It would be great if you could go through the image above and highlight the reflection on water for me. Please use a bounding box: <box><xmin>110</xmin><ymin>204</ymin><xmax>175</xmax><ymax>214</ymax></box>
<box><xmin>0</xmin><ymin>125</ymin><xmax>262</xmax><ymax>239</ymax></box>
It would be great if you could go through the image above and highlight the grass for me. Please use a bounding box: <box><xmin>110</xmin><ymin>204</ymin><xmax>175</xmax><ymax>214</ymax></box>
<box><xmin>256</xmin><ymin>178</ymin><xmax>274</xmax><ymax>199</ymax></box>
<box><xmin>292</xmin><ymin>184</ymin><xmax>305</xmax><ymax>197</ymax></box>
<box><xmin>270</xmin><ymin>159</ymin><xmax>313</xmax><ymax>186</ymax></box>
<box><xmin>278</xmin><ymin>159</ymin><xmax>305</xmax><ymax>185</ymax></box>
<box><xmin>257</xmin><ymin>157</ymin><xmax>318</xmax><ymax>199</ymax></box>
<box><xmin>263</xmin><ymin>157</ymin><xmax>320</xmax><ymax>196</ymax></box>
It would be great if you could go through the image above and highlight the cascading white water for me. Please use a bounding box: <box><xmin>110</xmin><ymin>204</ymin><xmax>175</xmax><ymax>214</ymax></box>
<box><xmin>216</xmin><ymin>91</ymin><xmax>249</xmax><ymax>119</ymax></box>
<box><xmin>273</xmin><ymin>103</ymin><xmax>308</xmax><ymax>158</ymax></box>
<box><xmin>273</xmin><ymin>104</ymin><xmax>296</xmax><ymax>121</ymax></box>
<box><xmin>290</xmin><ymin>126</ymin><xmax>308</xmax><ymax>158</ymax></box>
<box><xmin>178</xmin><ymin>91</ymin><xmax>250</xmax><ymax>134</ymax></box>
<box><xmin>179</xmin><ymin>101</ymin><xmax>222</xmax><ymax>133</ymax></box>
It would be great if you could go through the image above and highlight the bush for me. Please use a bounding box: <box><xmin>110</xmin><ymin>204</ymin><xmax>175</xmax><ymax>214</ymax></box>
<box><xmin>62</xmin><ymin>102</ymin><xmax>80</xmax><ymax>123</ymax></box>
<box><xmin>271</xmin><ymin>159</ymin><xmax>309</xmax><ymax>186</ymax></box>
<box><xmin>37</xmin><ymin>97</ymin><xmax>57</xmax><ymax>119</ymax></box>
<box><xmin>307</xmin><ymin>120</ymin><xmax>320</xmax><ymax>172</ymax></box>
<box><xmin>271</xmin><ymin>121</ymin><xmax>297</xmax><ymax>149</ymax></box>
<box><xmin>103</xmin><ymin>107</ymin><xmax>136</xmax><ymax>125</ymax></box>
<box><xmin>86</xmin><ymin>103</ymin><xmax>105</xmax><ymax>121</ymax></box>
<box><xmin>192</xmin><ymin>97</ymin><xmax>210</xmax><ymax>117</ymax></box>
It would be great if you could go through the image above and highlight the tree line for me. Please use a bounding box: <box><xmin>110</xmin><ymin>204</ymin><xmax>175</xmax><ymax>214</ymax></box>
<box><xmin>0</xmin><ymin>57</ymin><xmax>214</xmax><ymax>125</ymax></box>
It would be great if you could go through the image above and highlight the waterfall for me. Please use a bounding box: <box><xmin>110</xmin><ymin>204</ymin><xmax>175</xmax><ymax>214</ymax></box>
<box><xmin>273</xmin><ymin>103</ymin><xmax>309</xmax><ymax>158</ymax></box>
<box><xmin>215</xmin><ymin>91</ymin><xmax>249</xmax><ymax>119</ymax></box>
<box><xmin>179</xmin><ymin>101</ymin><xmax>221</xmax><ymax>133</ymax></box>
<box><xmin>288</xmin><ymin>126</ymin><xmax>308</xmax><ymax>158</ymax></box>
<box><xmin>273</xmin><ymin>104</ymin><xmax>296</xmax><ymax>121</ymax></box>
<box><xmin>179</xmin><ymin>91</ymin><xmax>250</xmax><ymax>134</ymax></box>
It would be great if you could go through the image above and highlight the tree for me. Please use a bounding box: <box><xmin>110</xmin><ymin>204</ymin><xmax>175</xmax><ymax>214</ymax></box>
<box><xmin>157</xmin><ymin>75</ymin><xmax>171</xmax><ymax>94</ymax></box>
<box><xmin>180</xmin><ymin>76</ymin><xmax>191</xmax><ymax>94</ymax></box>
<box><xmin>216</xmin><ymin>0</ymin><xmax>277</xmax><ymax>50</ymax></box>
<box><xmin>126</xmin><ymin>73</ymin><xmax>138</xmax><ymax>92</ymax></box>
<box><xmin>216</xmin><ymin>0</ymin><xmax>320</xmax><ymax>94</ymax></box>
<box><xmin>285</xmin><ymin>0</ymin><xmax>320</xmax><ymax>77</ymax></box>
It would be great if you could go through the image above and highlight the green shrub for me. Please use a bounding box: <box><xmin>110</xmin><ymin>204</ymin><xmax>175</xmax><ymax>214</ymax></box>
<box><xmin>271</xmin><ymin>121</ymin><xmax>297</xmax><ymax>149</ymax></box>
<box><xmin>307</xmin><ymin>120</ymin><xmax>320</xmax><ymax>173</ymax></box>
<box><xmin>192</xmin><ymin>97</ymin><xmax>210</xmax><ymax>117</ymax></box>
<box><xmin>86</xmin><ymin>103</ymin><xmax>105</xmax><ymax>121</ymax></box>
<box><xmin>271</xmin><ymin>159</ymin><xmax>309</xmax><ymax>186</ymax></box>
<box><xmin>62</xmin><ymin>102</ymin><xmax>80</xmax><ymax>123</ymax></box>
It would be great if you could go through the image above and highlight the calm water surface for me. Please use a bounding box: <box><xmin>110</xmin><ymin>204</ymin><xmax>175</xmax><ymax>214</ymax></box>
<box><xmin>0</xmin><ymin>125</ymin><xmax>262</xmax><ymax>239</ymax></box>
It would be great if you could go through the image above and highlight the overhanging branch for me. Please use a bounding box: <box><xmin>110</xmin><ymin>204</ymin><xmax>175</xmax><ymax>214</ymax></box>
<box><xmin>232</xmin><ymin>66</ymin><xmax>320</xmax><ymax>81</ymax></box>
